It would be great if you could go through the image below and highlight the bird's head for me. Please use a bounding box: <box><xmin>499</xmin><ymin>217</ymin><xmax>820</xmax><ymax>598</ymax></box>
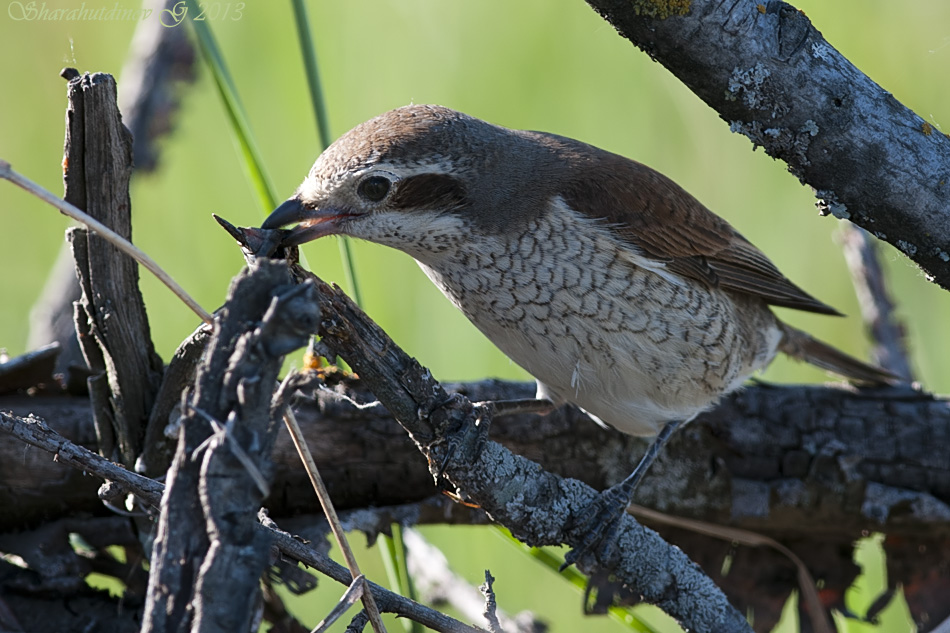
<box><xmin>262</xmin><ymin>105</ymin><xmax>556</xmax><ymax>262</ymax></box>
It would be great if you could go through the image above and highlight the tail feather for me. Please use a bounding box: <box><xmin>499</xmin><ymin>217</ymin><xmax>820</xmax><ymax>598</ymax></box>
<box><xmin>778</xmin><ymin>323</ymin><xmax>899</xmax><ymax>386</ymax></box>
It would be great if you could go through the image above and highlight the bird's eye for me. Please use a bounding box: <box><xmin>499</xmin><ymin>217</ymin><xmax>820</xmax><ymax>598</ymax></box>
<box><xmin>358</xmin><ymin>176</ymin><xmax>391</xmax><ymax>202</ymax></box>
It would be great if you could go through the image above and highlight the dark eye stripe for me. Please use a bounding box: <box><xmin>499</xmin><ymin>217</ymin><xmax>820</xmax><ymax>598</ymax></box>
<box><xmin>390</xmin><ymin>174</ymin><xmax>468</xmax><ymax>210</ymax></box>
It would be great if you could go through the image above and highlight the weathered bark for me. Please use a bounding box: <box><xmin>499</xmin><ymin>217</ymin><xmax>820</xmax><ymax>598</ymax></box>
<box><xmin>141</xmin><ymin>262</ymin><xmax>317</xmax><ymax>633</ymax></box>
<box><xmin>839</xmin><ymin>224</ymin><xmax>915</xmax><ymax>382</ymax></box>
<box><xmin>63</xmin><ymin>70</ymin><xmax>164</xmax><ymax>465</ymax></box>
<box><xmin>0</xmin><ymin>408</ymin><xmax>487</xmax><ymax>633</ymax></box>
<box><xmin>584</xmin><ymin>0</ymin><xmax>950</xmax><ymax>290</ymax></box>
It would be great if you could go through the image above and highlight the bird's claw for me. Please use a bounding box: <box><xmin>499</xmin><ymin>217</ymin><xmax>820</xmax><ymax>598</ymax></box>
<box><xmin>561</xmin><ymin>483</ymin><xmax>632</xmax><ymax>571</ymax></box>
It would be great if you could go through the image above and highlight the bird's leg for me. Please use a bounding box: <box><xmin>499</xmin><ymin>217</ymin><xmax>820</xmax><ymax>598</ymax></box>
<box><xmin>561</xmin><ymin>418</ymin><xmax>684</xmax><ymax>570</ymax></box>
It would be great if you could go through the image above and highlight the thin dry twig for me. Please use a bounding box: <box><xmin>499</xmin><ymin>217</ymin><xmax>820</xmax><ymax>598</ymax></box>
<box><xmin>0</xmin><ymin>159</ymin><xmax>212</xmax><ymax>324</ymax></box>
<box><xmin>404</xmin><ymin>529</ymin><xmax>541</xmax><ymax>633</ymax></box>
<box><xmin>479</xmin><ymin>572</ymin><xmax>503</xmax><ymax>633</ymax></box>
<box><xmin>312</xmin><ymin>574</ymin><xmax>365</xmax><ymax>633</ymax></box>
<box><xmin>276</xmin><ymin>373</ymin><xmax>387</xmax><ymax>633</ymax></box>
<box><xmin>0</xmin><ymin>410</ymin><xmax>165</xmax><ymax>507</ymax></box>
<box><xmin>837</xmin><ymin>224</ymin><xmax>914</xmax><ymax>382</ymax></box>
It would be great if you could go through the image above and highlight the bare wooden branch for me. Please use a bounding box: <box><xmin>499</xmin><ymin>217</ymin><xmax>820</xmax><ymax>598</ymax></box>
<box><xmin>118</xmin><ymin>0</ymin><xmax>196</xmax><ymax>173</ymax></box>
<box><xmin>266</xmin><ymin>516</ymin><xmax>487</xmax><ymax>633</ymax></box>
<box><xmin>56</xmin><ymin>71</ymin><xmax>165</xmax><ymax>464</ymax></box>
<box><xmin>839</xmin><ymin>224</ymin><xmax>915</xmax><ymax>381</ymax></box>
<box><xmin>584</xmin><ymin>0</ymin><xmax>950</xmax><ymax>289</ymax></box>
<box><xmin>311</xmin><ymin>574</ymin><xmax>365</xmax><ymax>633</ymax></box>
<box><xmin>4</xmin><ymin>377</ymin><xmax>946</xmax><ymax>536</ymax></box>
<box><xmin>278</xmin><ymin>393</ymin><xmax>388</xmax><ymax>633</ymax></box>
<box><xmin>139</xmin><ymin>322</ymin><xmax>213</xmax><ymax>477</ymax></box>
<box><xmin>479</xmin><ymin>572</ymin><xmax>504</xmax><ymax>633</ymax></box>
<box><xmin>142</xmin><ymin>261</ymin><xmax>317</xmax><ymax>633</ymax></box>
<box><xmin>0</xmin><ymin>409</ymin><xmax>165</xmax><ymax>507</ymax></box>
<box><xmin>0</xmin><ymin>343</ymin><xmax>60</xmax><ymax>393</ymax></box>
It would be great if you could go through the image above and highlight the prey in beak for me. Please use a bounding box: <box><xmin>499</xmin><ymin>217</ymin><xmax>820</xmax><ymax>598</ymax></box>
<box><xmin>261</xmin><ymin>197</ymin><xmax>358</xmax><ymax>247</ymax></box>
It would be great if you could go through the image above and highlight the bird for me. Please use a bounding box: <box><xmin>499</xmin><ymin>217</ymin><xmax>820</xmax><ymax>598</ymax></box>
<box><xmin>262</xmin><ymin>104</ymin><xmax>894</xmax><ymax>564</ymax></box>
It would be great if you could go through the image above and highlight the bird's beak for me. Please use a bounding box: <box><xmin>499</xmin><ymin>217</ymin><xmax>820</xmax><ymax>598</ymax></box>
<box><xmin>262</xmin><ymin>197</ymin><xmax>352</xmax><ymax>246</ymax></box>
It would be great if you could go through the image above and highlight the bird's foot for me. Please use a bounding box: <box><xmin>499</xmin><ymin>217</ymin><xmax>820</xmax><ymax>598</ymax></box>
<box><xmin>561</xmin><ymin>418</ymin><xmax>684</xmax><ymax>571</ymax></box>
<box><xmin>560</xmin><ymin>481</ymin><xmax>636</xmax><ymax>571</ymax></box>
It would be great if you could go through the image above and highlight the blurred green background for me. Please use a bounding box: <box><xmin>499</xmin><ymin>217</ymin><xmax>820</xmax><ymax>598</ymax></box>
<box><xmin>2</xmin><ymin>1</ymin><xmax>946</xmax><ymax>631</ymax></box>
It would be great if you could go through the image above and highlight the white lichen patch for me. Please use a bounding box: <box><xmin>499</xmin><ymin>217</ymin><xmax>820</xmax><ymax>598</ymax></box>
<box><xmin>801</xmin><ymin>120</ymin><xmax>819</xmax><ymax>136</ymax></box>
<box><xmin>728</xmin><ymin>63</ymin><xmax>772</xmax><ymax>110</ymax></box>
<box><xmin>897</xmin><ymin>240</ymin><xmax>918</xmax><ymax>256</ymax></box>
<box><xmin>811</xmin><ymin>42</ymin><xmax>832</xmax><ymax>61</ymax></box>
<box><xmin>815</xmin><ymin>190</ymin><xmax>850</xmax><ymax>219</ymax></box>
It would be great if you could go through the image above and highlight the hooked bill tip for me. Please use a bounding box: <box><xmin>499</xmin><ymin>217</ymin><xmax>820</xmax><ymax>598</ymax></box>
<box><xmin>261</xmin><ymin>197</ymin><xmax>307</xmax><ymax>230</ymax></box>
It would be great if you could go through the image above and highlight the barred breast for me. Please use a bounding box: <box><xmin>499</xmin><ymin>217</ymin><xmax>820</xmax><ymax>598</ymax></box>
<box><xmin>416</xmin><ymin>199</ymin><xmax>783</xmax><ymax>436</ymax></box>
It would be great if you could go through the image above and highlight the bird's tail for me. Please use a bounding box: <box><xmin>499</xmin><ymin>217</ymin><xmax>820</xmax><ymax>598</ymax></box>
<box><xmin>778</xmin><ymin>322</ymin><xmax>899</xmax><ymax>386</ymax></box>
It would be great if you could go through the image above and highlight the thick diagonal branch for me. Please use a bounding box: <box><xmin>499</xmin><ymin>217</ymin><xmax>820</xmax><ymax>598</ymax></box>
<box><xmin>585</xmin><ymin>0</ymin><xmax>950</xmax><ymax>289</ymax></box>
<box><xmin>288</xmin><ymin>263</ymin><xmax>752</xmax><ymax>633</ymax></box>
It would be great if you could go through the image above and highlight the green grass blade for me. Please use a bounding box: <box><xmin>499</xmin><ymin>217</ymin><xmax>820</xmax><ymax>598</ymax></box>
<box><xmin>379</xmin><ymin>525</ymin><xmax>422</xmax><ymax>633</ymax></box>
<box><xmin>290</xmin><ymin>0</ymin><xmax>332</xmax><ymax>150</ymax></box>
<box><xmin>335</xmin><ymin>239</ymin><xmax>363</xmax><ymax>307</ymax></box>
<box><xmin>184</xmin><ymin>0</ymin><xmax>278</xmax><ymax>212</ymax></box>
<box><xmin>290</xmin><ymin>0</ymin><xmax>362</xmax><ymax>307</ymax></box>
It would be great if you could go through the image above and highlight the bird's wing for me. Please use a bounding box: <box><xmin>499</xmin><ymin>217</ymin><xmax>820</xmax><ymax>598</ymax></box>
<box><xmin>554</xmin><ymin>140</ymin><xmax>841</xmax><ymax>315</ymax></box>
